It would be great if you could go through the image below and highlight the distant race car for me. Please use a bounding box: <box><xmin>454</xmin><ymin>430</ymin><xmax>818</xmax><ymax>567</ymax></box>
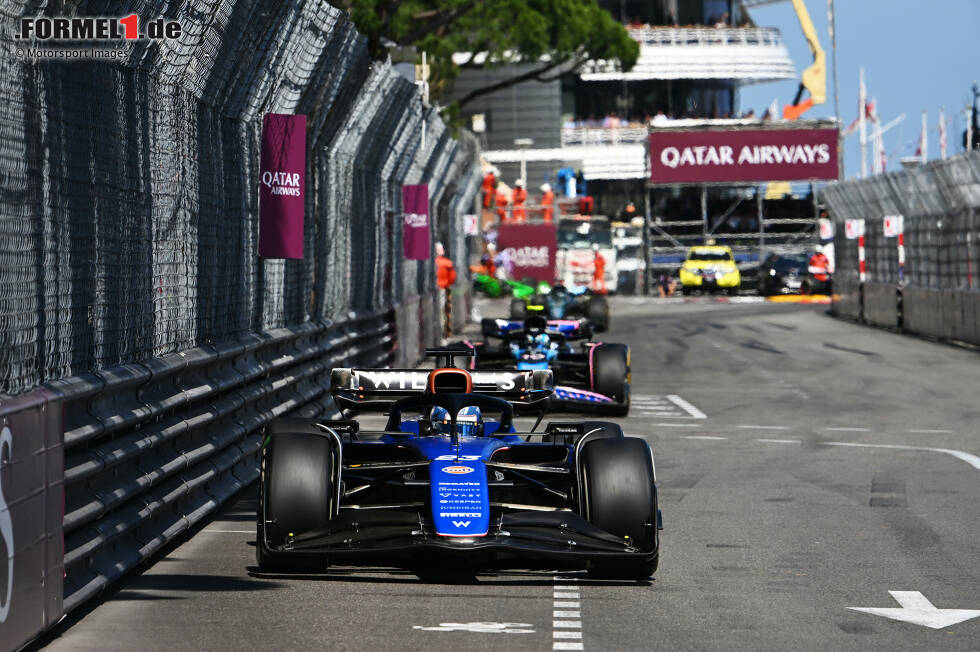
<box><xmin>679</xmin><ymin>245</ymin><xmax>741</xmax><ymax>295</ymax></box>
<box><xmin>473</xmin><ymin>275</ymin><xmax>551</xmax><ymax>300</ymax></box>
<box><xmin>459</xmin><ymin>316</ymin><xmax>630</xmax><ymax>416</ymax></box>
<box><xmin>256</xmin><ymin>350</ymin><xmax>661</xmax><ymax>579</ymax></box>
<box><xmin>510</xmin><ymin>284</ymin><xmax>610</xmax><ymax>332</ymax></box>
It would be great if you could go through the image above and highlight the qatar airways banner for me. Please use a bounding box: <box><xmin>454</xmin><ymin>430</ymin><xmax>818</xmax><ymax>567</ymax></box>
<box><xmin>402</xmin><ymin>184</ymin><xmax>430</xmax><ymax>260</ymax></box>
<box><xmin>259</xmin><ymin>113</ymin><xmax>306</xmax><ymax>258</ymax></box>
<box><xmin>497</xmin><ymin>223</ymin><xmax>557</xmax><ymax>283</ymax></box>
<box><xmin>648</xmin><ymin>128</ymin><xmax>839</xmax><ymax>184</ymax></box>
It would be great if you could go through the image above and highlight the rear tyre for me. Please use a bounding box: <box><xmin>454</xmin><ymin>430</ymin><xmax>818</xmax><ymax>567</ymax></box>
<box><xmin>257</xmin><ymin>424</ymin><xmax>332</xmax><ymax>572</ymax></box>
<box><xmin>586</xmin><ymin>296</ymin><xmax>610</xmax><ymax>332</ymax></box>
<box><xmin>580</xmin><ymin>437</ymin><xmax>659</xmax><ymax>579</ymax></box>
<box><xmin>592</xmin><ymin>344</ymin><xmax>630</xmax><ymax>416</ymax></box>
<box><xmin>509</xmin><ymin>298</ymin><xmax>526</xmax><ymax>320</ymax></box>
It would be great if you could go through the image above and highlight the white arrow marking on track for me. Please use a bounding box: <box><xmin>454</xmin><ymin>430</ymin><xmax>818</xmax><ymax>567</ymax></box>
<box><xmin>848</xmin><ymin>591</ymin><xmax>980</xmax><ymax>629</ymax></box>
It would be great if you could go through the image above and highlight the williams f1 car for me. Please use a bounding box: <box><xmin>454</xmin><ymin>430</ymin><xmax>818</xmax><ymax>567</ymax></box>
<box><xmin>457</xmin><ymin>316</ymin><xmax>630</xmax><ymax>416</ymax></box>
<box><xmin>256</xmin><ymin>350</ymin><xmax>659</xmax><ymax>578</ymax></box>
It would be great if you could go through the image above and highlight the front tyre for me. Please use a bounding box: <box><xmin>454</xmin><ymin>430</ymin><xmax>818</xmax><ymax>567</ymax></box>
<box><xmin>592</xmin><ymin>344</ymin><xmax>630</xmax><ymax>416</ymax></box>
<box><xmin>257</xmin><ymin>422</ymin><xmax>333</xmax><ymax>572</ymax></box>
<box><xmin>586</xmin><ymin>296</ymin><xmax>610</xmax><ymax>332</ymax></box>
<box><xmin>580</xmin><ymin>437</ymin><xmax>659</xmax><ymax>579</ymax></box>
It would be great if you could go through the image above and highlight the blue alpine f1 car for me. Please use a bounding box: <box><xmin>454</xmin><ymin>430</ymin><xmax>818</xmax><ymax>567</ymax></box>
<box><xmin>458</xmin><ymin>316</ymin><xmax>631</xmax><ymax>416</ymax></box>
<box><xmin>256</xmin><ymin>349</ymin><xmax>659</xmax><ymax>578</ymax></box>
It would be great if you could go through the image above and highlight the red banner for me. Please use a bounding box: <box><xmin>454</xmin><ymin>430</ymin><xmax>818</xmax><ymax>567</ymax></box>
<box><xmin>259</xmin><ymin>113</ymin><xmax>306</xmax><ymax>258</ymax></box>
<box><xmin>497</xmin><ymin>223</ymin><xmax>557</xmax><ymax>283</ymax></box>
<box><xmin>402</xmin><ymin>184</ymin><xmax>430</xmax><ymax>260</ymax></box>
<box><xmin>648</xmin><ymin>127</ymin><xmax>839</xmax><ymax>184</ymax></box>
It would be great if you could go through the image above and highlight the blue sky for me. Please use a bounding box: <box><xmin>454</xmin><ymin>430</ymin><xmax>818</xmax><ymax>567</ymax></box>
<box><xmin>738</xmin><ymin>0</ymin><xmax>979</xmax><ymax>178</ymax></box>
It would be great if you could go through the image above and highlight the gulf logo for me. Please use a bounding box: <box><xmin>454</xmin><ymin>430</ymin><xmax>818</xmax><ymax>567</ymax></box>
<box><xmin>442</xmin><ymin>465</ymin><xmax>475</xmax><ymax>475</ymax></box>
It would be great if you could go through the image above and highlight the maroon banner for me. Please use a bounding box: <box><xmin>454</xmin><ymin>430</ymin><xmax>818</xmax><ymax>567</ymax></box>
<box><xmin>259</xmin><ymin>113</ymin><xmax>306</xmax><ymax>258</ymax></box>
<box><xmin>649</xmin><ymin>127</ymin><xmax>839</xmax><ymax>184</ymax></box>
<box><xmin>402</xmin><ymin>184</ymin><xmax>430</xmax><ymax>260</ymax></box>
<box><xmin>497</xmin><ymin>223</ymin><xmax>557</xmax><ymax>283</ymax></box>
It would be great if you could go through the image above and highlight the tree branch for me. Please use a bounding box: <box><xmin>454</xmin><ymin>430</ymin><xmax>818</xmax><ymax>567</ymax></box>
<box><xmin>398</xmin><ymin>0</ymin><xmax>479</xmax><ymax>45</ymax></box>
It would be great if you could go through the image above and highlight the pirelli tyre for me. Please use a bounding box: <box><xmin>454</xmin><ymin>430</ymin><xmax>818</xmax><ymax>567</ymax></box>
<box><xmin>580</xmin><ymin>437</ymin><xmax>659</xmax><ymax>579</ymax></box>
<box><xmin>586</xmin><ymin>296</ymin><xmax>610</xmax><ymax>332</ymax></box>
<box><xmin>593</xmin><ymin>343</ymin><xmax>630</xmax><ymax>416</ymax></box>
<box><xmin>257</xmin><ymin>420</ymin><xmax>333</xmax><ymax>572</ymax></box>
<box><xmin>510</xmin><ymin>298</ymin><xmax>527</xmax><ymax>320</ymax></box>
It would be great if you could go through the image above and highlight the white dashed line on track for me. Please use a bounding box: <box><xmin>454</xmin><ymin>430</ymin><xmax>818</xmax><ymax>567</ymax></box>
<box><xmin>737</xmin><ymin>425</ymin><xmax>789</xmax><ymax>430</ymax></box>
<box><xmin>652</xmin><ymin>422</ymin><xmax>704</xmax><ymax>428</ymax></box>
<box><xmin>553</xmin><ymin>576</ymin><xmax>584</xmax><ymax>650</ymax></box>
<box><xmin>825</xmin><ymin>427</ymin><xmax>871</xmax><ymax>432</ymax></box>
<box><xmin>824</xmin><ymin>442</ymin><xmax>980</xmax><ymax>471</ymax></box>
<box><xmin>755</xmin><ymin>438</ymin><xmax>801</xmax><ymax>444</ymax></box>
<box><xmin>683</xmin><ymin>435</ymin><xmax>728</xmax><ymax>441</ymax></box>
<box><xmin>907</xmin><ymin>429</ymin><xmax>954</xmax><ymax>434</ymax></box>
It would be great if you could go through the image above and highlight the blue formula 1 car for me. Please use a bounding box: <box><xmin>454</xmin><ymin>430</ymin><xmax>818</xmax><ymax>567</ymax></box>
<box><xmin>457</xmin><ymin>316</ymin><xmax>631</xmax><ymax>416</ymax></box>
<box><xmin>256</xmin><ymin>349</ymin><xmax>660</xmax><ymax>579</ymax></box>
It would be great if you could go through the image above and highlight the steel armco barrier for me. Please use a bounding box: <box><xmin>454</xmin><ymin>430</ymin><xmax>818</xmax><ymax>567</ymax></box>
<box><xmin>45</xmin><ymin>313</ymin><xmax>394</xmax><ymax>613</ymax></box>
<box><xmin>822</xmin><ymin>151</ymin><xmax>980</xmax><ymax>345</ymax></box>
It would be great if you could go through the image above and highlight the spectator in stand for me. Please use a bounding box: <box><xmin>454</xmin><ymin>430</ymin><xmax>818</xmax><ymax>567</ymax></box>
<box><xmin>435</xmin><ymin>242</ymin><xmax>457</xmax><ymax>337</ymax></box>
<box><xmin>714</xmin><ymin>12</ymin><xmax>729</xmax><ymax>28</ymax></box>
<box><xmin>481</xmin><ymin>168</ymin><xmax>496</xmax><ymax>209</ymax></box>
<box><xmin>495</xmin><ymin>184</ymin><xmax>510</xmax><ymax>222</ymax></box>
<box><xmin>658</xmin><ymin>271</ymin><xmax>677</xmax><ymax>297</ymax></box>
<box><xmin>511</xmin><ymin>179</ymin><xmax>527</xmax><ymax>222</ymax></box>
<box><xmin>493</xmin><ymin>244</ymin><xmax>513</xmax><ymax>280</ymax></box>
<box><xmin>540</xmin><ymin>183</ymin><xmax>554</xmax><ymax>222</ymax></box>
<box><xmin>651</xmin><ymin>110</ymin><xmax>669</xmax><ymax>126</ymax></box>
<box><xmin>619</xmin><ymin>201</ymin><xmax>638</xmax><ymax>221</ymax></box>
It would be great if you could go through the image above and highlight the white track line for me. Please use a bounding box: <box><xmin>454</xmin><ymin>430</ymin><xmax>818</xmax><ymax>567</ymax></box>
<box><xmin>683</xmin><ymin>435</ymin><xmax>728</xmax><ymax>441</ymax></box>
<box><xmin>737</xmin><ymin>425</ymin><xmax>789</xmax><ymax>430</ymax></box>
<box><xmin>666</xmin><ymin>395</ymin><xmax>707</xmax><ymax>419</ymax></box>
<box><xmin>825</xmin><ymin>442</ymin><xmax>980</xmax><ymax>471</ymax></box>
<box><xmin>755</xmin><ymin>438</ymin><xmax>801</xmax><ymax>444</ymax></box>
<box><xmin>907</xmin><ymin>429</ymin><xmax>954</xmax><ymax>434</ymax></box>
<box><xmin>825</xmin><ymin>427</ymin><xmax>871</xmax><ymax>432</ymax></box>
<box><xmin>653</xmin><ymin>423</ymin><xmax>704</xmax><ymax>428</ymax></box>
<box><xmin>553</xmin><ymin>576</ymin><xmax>584</xmax><ymax>650</ymax></box>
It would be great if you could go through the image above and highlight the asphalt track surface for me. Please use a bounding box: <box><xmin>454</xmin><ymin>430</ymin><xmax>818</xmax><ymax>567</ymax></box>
<box><xmin>37</xmin><ymin>298</ymin><xmax>980</xmax><ymax>651</ymax></box>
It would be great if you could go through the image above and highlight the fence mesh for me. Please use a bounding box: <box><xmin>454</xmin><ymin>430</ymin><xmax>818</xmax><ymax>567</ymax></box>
<box><xmin>822</xmin><ymin>151</ymin><xmax>980</xmax><ymax>290</ymax></box>
<box><xmin>0</xmin><ymin>2</ymin><xmax>480</xmax><ymax>395</ymax></box>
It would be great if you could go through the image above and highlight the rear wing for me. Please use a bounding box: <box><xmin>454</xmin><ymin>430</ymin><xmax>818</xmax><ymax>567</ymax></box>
<box><xmin>331</xmin><ymin>367</ymin><xmax>554</xmax><ymax>415</ymax></box>
<box><xmin>481</xmin><ymin>317</ymin><xmax>592</xmax><ymax>341</ymax></box>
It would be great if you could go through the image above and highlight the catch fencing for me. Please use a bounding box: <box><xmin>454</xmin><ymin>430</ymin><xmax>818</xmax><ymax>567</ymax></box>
<box><xmin>822</xmin><ymin>151</ymin><xmax>980</xmax><ymax>344</ymax></box>
<box><xmin>0</xmin><ymin>2</ymin><xmax>480</xmax><ymax>647</ymax></box>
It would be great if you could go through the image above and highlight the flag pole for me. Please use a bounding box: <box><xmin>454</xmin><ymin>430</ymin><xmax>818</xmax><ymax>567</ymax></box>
<box><xmin>939</xmin><ymin>105</ymin><xmax>947</xmax><ymax>159</ymax></box>
<box><xmin>828</xmin><ymin>0</ymin><xmax>842</xmax><ymax>175</ymax></box>
<box><xmin>920</xmin><ymin>110</ymin><xmax>927</xmax><ymax>163</ymax></box>
<box><xmin>859</xmin><ymin>68</ymin><xmax>867</xmax><ymax>178</ymax></box>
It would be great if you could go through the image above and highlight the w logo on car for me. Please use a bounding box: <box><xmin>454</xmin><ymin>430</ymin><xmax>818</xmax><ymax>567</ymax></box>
<box><xmin>452</xmin><ymin>520</ymin><xmax>471</xmax><ymax>528</ymax></box>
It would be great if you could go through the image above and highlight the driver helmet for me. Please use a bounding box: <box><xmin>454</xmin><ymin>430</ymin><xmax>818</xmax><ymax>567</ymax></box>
<box><xmin>534</xmin><ymin>333</ymin><xmax>550</xmax><ymax>348</ymax></box>
<box><xmin>430</xmin><ymin>406</ymin><xmax>451</xmax><ymax>435</ymax></box>
<box><xmin>455</xmin><ymin>406</ymin><xmax>483</xmax><ymax>438</ymax></box>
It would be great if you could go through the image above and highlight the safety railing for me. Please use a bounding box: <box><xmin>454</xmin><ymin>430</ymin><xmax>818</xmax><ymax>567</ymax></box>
<box><xmin>47</xmin><ymin>312</ymin><xmax>395</xmax><ymax>613</ymax></box>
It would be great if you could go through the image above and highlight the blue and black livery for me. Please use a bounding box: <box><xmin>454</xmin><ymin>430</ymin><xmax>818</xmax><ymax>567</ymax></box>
<box><xmin>256</xmin><ymin>349</ymin><xmax>660</xmax><ymax>578</ymax></box>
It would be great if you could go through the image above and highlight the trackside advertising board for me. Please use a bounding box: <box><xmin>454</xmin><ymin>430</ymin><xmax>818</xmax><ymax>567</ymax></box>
<box><xmin>648</xmin><ymin>126</ymin><xmax>839</xmax><ymax>185</ymax></box>
<box><xmin>497</xmin><ymin>223</ymin><xmax>557</xmax><ymax>283</ymax></box>
<box><xmin>259</xmin><ymin>113</ymin><xmax>306</xmax><ymax>258</ymax></box>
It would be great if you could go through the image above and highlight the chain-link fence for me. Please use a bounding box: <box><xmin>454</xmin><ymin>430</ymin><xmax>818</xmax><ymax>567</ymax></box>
<box><xmin>0</xmin><ymin>1</ymin><xmax>480</xmax><ymax>395</ymax></box>
<box><xmin>822</xmin><ymin>151</ymin><xmax>980</xmax><ymax>342</ymax></box>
